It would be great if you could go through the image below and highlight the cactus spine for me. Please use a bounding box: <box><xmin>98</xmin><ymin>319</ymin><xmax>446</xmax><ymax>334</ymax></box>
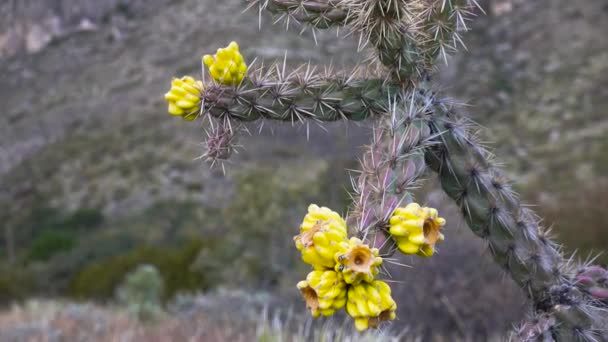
<box><xmin>164</xmin><ymin>0</ymin><xmax>608</xmax><ymax>339</ymax></box>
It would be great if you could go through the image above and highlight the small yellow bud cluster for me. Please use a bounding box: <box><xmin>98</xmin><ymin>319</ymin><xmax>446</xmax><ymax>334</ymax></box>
<box><xmin>294</xmin><ymin>204</ymin><xmax>396</xmax><ymax>331</ymax></box>
<box><xmin>389</xmin><ymin>203</ymin><xmax>446</xmax><ymax>257</ymax></box>
<box><xmin>203</xmin><ymin>41</ymin><xmax>247</xmax><ymax>86</ymax></box>
<box><xmin>296</xmin><ymin>270</ymin><xmax>347</xmax><ymax>318</ymax></box>
<box><xmin>347</xmin><ymin>280</ymin><xmax>397</xmax><ymax>331</ymax></box>
<box><xmin>164</xmin><ymin>76</ymin><xmax>203</xmax><ymax>121</ymax></box>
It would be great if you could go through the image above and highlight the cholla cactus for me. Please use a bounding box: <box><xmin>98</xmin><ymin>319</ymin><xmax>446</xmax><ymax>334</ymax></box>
<box><xmin>164</xmin><ymin>0</ymin><xmax>608</xmax><ymax>339</ymax></box>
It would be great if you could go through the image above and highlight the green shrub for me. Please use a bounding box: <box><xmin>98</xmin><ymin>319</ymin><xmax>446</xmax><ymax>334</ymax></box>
<box><xmin>0</xmin><ymin>266</ymin><xmax>34</xmax><ymax>305</ymax></box>
<box><xmin>62</xmin><ymin>208</ymin><xmax>105</xmax><ymax>231</ymax></box>
<box><xmin>116</xmin><ymin>264</ymin><xmax>164</xmax><ymax>321</ymax></box>
<box><xmin>69</xmin><ymin>240</ymin><xmax>210</xmax><ymax>301</ymax></box>
<box><xmin>27</xmin><ymin>230</ymin><xmax>77</xmax><ymax>262</ymax></box>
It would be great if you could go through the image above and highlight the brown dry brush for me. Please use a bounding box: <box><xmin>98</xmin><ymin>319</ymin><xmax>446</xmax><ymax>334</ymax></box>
<box><xmin>181</xmin><ymin>0</ymin><xmax>608</xmax><ymax>340</ymax></box>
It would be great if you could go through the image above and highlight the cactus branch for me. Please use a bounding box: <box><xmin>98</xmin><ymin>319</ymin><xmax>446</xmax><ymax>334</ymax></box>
<box><xmin>201</xmin><ymin>67</ymin><xmax>394</xmax><ymax>123</ymax></box>
<box><xmin>348</xmin><ymin>89</ymin><xmax>434</xmax><ymax>248</ymax></box>
<box><xmin>247</xmin><ymin>0</ymin><xmax>351</xmax><ymax>30</ymax></box>
<box><xmin>425</xmin><ymin>97</ymin><xmax>608</xmax><ymax>341</ymax></box>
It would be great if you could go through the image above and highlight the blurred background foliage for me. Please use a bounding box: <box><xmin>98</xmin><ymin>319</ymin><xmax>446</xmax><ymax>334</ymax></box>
<box><xmin>0</xmin><ymin>0</ymin><xmax>607</xmax><ymax>340</ymax></box>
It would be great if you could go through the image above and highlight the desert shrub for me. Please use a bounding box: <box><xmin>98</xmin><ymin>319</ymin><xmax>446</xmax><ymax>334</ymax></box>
<box><xmin>116</xmin><ymin>264</ymin><xmax>164</xmax><ymax>321</ymax></box>
<box><xmin>0</xmin><ymin>266</ymin><xmax>34</xmax><ymax>305</ymax></box>
<box><xmin>26</xmin><ymin>230</ymin><xmax>77</xmax><ymax>262</ymax></box>
<box><xmin>69</xmin><ymin>240</ymin><xmax>210</xmax><ymax>301</ymax></box>
<box><xmin>61</xmin><ymin>208</ymin><xmax>105</xmax><ymax>231</ymax></box>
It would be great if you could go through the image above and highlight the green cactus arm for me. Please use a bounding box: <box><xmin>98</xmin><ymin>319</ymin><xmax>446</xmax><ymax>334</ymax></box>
<box><xmin>246</xmin><ymin>0</ymin><xmax>351</xmax><ymax>29</ymax></box>
<box><xmin>424</xmin><ymin>98</ymin><xmax>608</xmax><ymax>341</ymax></box>
<box><xmin>201</xmin><ymin>75</ymin><xmax>394</xmax><ymax>123</ymax></box>
<box><xmin>348</xmin><ymin>90</ymin><xmax>432</xmax><ymax>245</ymax></box>
<box><xmin>349</xmin><ymin>0</ymin><xmax>478</xmax><ymax>83</ymax></box>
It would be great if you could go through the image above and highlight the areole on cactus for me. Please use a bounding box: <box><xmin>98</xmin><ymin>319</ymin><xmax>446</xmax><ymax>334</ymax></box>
<box><xmin>164</xmin><ymin>0</ymin><xmax>608</xmax><ymax>339</ymax></box>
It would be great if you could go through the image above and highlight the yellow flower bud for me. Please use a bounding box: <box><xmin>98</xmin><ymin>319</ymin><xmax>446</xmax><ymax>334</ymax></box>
<box><xmin>346</xmin><ymin>280</ymin><xmax>397</xmax><ymax>331</ymax></box>
<box><xmin>297</xmin><ymin>270</ymin><xmax>347</xmax><ymax>318</ymax></box>
<box><xmin>202</xmin><ymin>41</ymin><xmax>247</xmax><ymax>86</ymax></box>
<box><xmin>389</xmin><ymin>203</ymin><xmax>446</xmax><ymax>257</ymax></box>
<box><xmin>294</xmin><ymin>204</ymin><xmax>348</xmax><ymax>269</ymax></box>
<box><xmin>164</xmin><ymin>75</ymin><xmax>203</xmax><ymax>121</ymax></box>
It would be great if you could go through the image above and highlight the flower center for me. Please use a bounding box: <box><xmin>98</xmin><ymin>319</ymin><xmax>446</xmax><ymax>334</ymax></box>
<box><xmin>368</xmin><ymin>309</ymin><xmax>393</xmax><ymax>328</ymax></box>
<box><xmin>347</xmin><ymin>246</ymin><xmax>373</xmax><ymax>273</ymax></box>
<box><xmin>299</xmin><ymin>221</ymin><xmax>324</xmax><ymax>248</ymax></box>
<box><xmin>299</xmin><ymin>285</ymin><xmax>319</xmax><ymax>312</ymax></box>
<box><xmin>423</xmin><ymin>218</ymin><xmax>440</xmax><ymax>246</ymax></box>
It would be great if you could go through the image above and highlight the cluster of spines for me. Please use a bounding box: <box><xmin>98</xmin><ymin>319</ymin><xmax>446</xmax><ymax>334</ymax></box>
<box><xmin>341</xmin><ymin>0</ymin><xmax>479</xmax><ymax>83</ymax></box>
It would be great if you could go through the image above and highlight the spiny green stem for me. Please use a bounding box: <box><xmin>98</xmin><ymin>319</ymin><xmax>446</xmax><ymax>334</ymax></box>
<box><xmin>349</xmin><ymin>89</ymin><xmax>433</xmax><ymax>246</ymax></box>
<box><xmin>201</xmin><ymin>76</ymin><xmax>395</xmax><ymax>122</ymax></box>
<box><xmin>249</xmin><ymin>0</ymin><xmax>350</xmax><ymax>29</ymax></box>
<box><xmin>425</xmin><ymin>98</ymin><xmax>608</xmax><ymax>341</ymax></box>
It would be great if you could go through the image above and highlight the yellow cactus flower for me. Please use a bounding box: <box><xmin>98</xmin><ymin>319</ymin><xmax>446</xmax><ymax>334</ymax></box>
<box><xmin>346</xmin><ymin>280</ymin><xmax>397</xmax><ymax>331</ymax></box>
<box><xmin>389</xmin><ymin>203</ymin><xmax>446</xmax><ymax>257</ymax></box>
<box><xmin>203</xmin><ymin>41</ymin><xmax>247</xmax><ymax>86</ymax></box>
<box><xmin>294</xmin><ymin>204</ymin><xmax>348</xmax><ymax>270</ymax></box>
<box><xmin>334</xmin><ymin>237</ymin><xmax>382</xmax><ymax>284</ymax></box>
<box><xmin>164</xmin><ymin>76</ymin><xmax>203</xmax><ymax>121</ymax></box>
<box><xmin>297</xmin><ymin>270</ymin><xmax>347</xmax><ymax>318</ymax></box>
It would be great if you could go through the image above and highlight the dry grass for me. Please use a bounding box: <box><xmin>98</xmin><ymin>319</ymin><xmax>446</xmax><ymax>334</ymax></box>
<box><xmin>0</xmin><ymin>294</ymin><xmax>507</xmax><ymax>342</ymax></box>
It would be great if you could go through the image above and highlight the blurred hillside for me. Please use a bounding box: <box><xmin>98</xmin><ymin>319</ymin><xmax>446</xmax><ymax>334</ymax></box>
<box><xmin>0</xmin><ymin>0</ymin><xmax>607</xmax><ymax>340</ymax></box>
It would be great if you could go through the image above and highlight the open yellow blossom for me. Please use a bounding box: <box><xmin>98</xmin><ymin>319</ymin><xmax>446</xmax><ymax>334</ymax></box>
<box><xmin>389</xmin><ymin>203</ymin><xmax>446</xmax><ymax>257</ymax></box>
<box><xmin>203</xmin><ymin>41</ymin><xmax>247</xmax><ymax>85</ymax></box>
<box><xmin>346</xmin><ymin>280</ymin><xmax>397</xmax><ymax>331</ymax></box>
<box><xmin>294</xmin><ymin>204</ymin><xmax>348</xmax><ymax>269</ymax></box>
<box><xmin>334</xmin><ymin>237</ymin><xmax>382</xmax><ymax>284</ymax></box>
<box><xmin>297</xmin><ymin>270</ymin><xmax>347</xmax><ymax>318</ymax></box>
<box><xmin>164</xmin><ymin>76</ymin><xmax>203</xmax><ymax>121</ymax></box>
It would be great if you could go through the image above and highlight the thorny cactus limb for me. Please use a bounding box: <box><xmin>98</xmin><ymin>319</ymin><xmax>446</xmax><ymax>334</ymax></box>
<box><xmin>346</xmin><ymin>0</ymin><xmax>479</xmax><ymax>83</ymax></box>
<box><xmin>246</xmin><ymin>0</ymin><xmax>351</xmax><ymax>30</ymax></box>
<box><xmin>347</xmin><ymin>90</ymin><xmax>433</xmax><ymax>250</ymax></box>
<box><xmin>198</xmin><ymin>66</ymin><xmax>396</xmax><ymax>166</ymax></box>
<box><xmin>425</xmin><ymin>98</ymin><xmax>608</xmax><ymax>341</ymax></box>
<box><xmin>345</xmin><ymin>0</ymin><xmax>478</xmax><ymax>241</ymax></box>
<box><xmin>200</xmin><ymin>69</ymin><xmax>393</xmax><ymax>123</ymax></box>
<box><xmin>201</xmin><ymin>117</ymin><xmax>241</xmax><ymax>165</ymax></box>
